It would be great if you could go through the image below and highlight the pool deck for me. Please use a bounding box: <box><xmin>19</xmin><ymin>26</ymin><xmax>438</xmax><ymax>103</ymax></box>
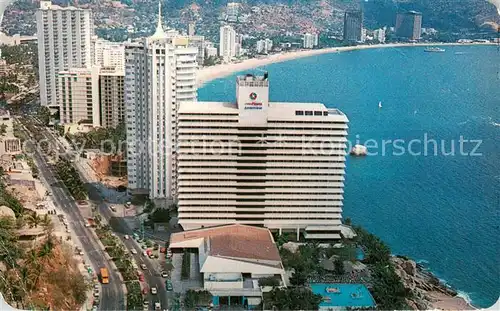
<box><xmin>310</xmin><ymin>283</ymin><xmax>376</xmax><ymax>309</ymax></box>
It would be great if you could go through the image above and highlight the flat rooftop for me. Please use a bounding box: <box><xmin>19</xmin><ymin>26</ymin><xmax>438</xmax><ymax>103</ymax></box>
<box><xmin>179</xmin><ymin>101</ymin><xmax>348</xmax><ymax>122</ymax></box>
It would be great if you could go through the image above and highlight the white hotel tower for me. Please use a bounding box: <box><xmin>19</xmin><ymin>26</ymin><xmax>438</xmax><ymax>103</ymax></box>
<box><xmin>125</xmin><ymin>3</ymin><xmax>198</xmax><ymax>200</ymax></box>
<box><xmin>36</xmin><ymin>1</ymin><xmax>92</xmax><ymax>107</ymax></box>
<box><xmin>177</xmin><ymin>74</ymin><xmax>349</xmax><ymax>240</ymax></box>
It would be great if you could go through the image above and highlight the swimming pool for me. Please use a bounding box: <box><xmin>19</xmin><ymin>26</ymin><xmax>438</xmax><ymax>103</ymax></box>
<box><xmin>310</xmin><ymin>283</ymin><xmax>376</xmax><ymax>309</ymax></box>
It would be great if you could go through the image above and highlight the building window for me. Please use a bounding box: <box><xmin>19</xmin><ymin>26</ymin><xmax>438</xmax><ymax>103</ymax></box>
<box><xmin>314</xmin><ymin>111</ymin><xmax>322</xmax><ymax>116</ymax></box>
<box><xmin>295</xmin><ymin>111</ymin><xmax>304</xmax><ymax>116</ymax></box>
<box><xmin>305</xmin><ymin>111</ymin><xmax>313</xmax><ymax>116</ymax></box>
<box><xmin>323</xmin><ymin>111</ymin><xmax>329</xmax><ymax>116</ymax></box>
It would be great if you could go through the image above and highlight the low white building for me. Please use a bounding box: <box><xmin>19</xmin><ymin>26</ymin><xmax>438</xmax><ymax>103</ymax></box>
<box><xmin>169</xmin><ymin>224</ymin><xmax>286</xmax><ymax>308</ymax></box>
<box><xmin>0</xmin><ymin>110</ymin><xmax>21</xmax><ymax>156</ymax></box>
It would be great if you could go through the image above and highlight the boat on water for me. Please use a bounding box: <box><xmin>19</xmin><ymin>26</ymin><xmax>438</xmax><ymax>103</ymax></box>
<box><xmin>424</xmin><ymin>47</ymin><xmax>446</xmax><ymax>53</ymax></box>
<box><xmin>378</xmin><ymin>101</ymin><xmax>382</xmax><ymax>109</ymax></box>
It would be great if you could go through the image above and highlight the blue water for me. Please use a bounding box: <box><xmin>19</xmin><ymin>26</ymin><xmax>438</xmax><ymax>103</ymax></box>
<box><xmin>198</xmin><ymin>45</ymin><xmax>500</xmax><ymax>308</ymax></box>
<box><xmin>310</xmin><ymin>283</ymin><xmax>376</xmax><ymax>308</ymax></box>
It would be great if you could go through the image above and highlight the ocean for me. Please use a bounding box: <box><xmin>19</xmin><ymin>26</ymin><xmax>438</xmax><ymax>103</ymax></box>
<box><xmin>198</xmin><ymin>45</ymin><xmax>500</xmax><ymax>308</ymax></box>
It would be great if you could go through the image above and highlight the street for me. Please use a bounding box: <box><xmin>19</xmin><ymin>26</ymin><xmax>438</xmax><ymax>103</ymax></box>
<box><xmin>37</xmin><ymin>120</ymin><xmax>173</xmax><ymax>310</ymax></box>
<box><xmin>19</xmin><ymin>119</ymin><xmax>125</xmax><ymax>311</ymax></box>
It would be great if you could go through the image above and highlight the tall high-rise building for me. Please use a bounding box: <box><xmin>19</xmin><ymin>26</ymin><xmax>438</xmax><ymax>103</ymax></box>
<box><xmin>226</xmin><ymin>2</ymin><xmax>239</xmax><ymax>22</ymax></box>
<box><xmin>256</xmin><ymin>39</ymin><xmax>273</xmax><ymax>54</ymax></box>
<box><xmin>303</xmin><ymin>33</ymin><xmax>318</xmax><ymax>49</ymax></box>
<box><xmin>93</xmin><ymin>38</ymin><xmax>125</xmax><ymax>71</ymax></box>
<box><xmin>219</xmin><ymin>25</ymin><xmax>237</xmax><ymax>63</ymax></box>
<box><xmin>188</xmin><ymin>22</ymin><xmax>196</xmax><ymax>36</ymax></box>
<box><xmin>36</xmin><ymin>1</ymin><xmax>93</xmax><ymax>107</ymax></box>
<box><xmin>343</xmin><ymin>11</ymin><xmax>363</xmax><ymax>43</ymax></box>
<box><xmin>395</xmin><ymin>11</ymin><xmax>422</xmax><ymax>40</ymax></box>
<box><xmin>99</xmin><ymin>67</ymin><xmax>124</xmax><ymax>128</ymax></box>
<box><xmin>125</xmin><ymin>2</ymin><xmax>198</xmax><ymax>199</ymax></box>
<box><xmin>57</xmin><ymin>67</ymin><xmax>100</xmax><ymax>126</ymax></box>
<box><xmin>187</xmin><ymin>35</ymin><xmax>205</xmax><ymax>67</ymax></box>
<box><xmin>177</xmin><ymin>74</ymin><xmax>349</xmax><ymax>240</ymax></box>
<box><xmin>373</xmin><ymin>28</ymin><xmax>386</xmax><ymax>43</ymax></box>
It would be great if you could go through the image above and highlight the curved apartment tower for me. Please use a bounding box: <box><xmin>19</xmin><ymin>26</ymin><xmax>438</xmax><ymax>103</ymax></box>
<box><xmin>177</xmin><ymin>74</ymin><xmax>349</xmax><ymax>240</ymax></box>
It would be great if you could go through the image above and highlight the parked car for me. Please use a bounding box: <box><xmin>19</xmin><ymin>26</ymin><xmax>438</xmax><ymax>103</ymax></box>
<box><xmin>154</xmin><ymin>302</ymin><xmax>161</xmax><ymax>310</ymax></box>
<box><xmin>165</xmin><ymin>279</ymin><xmax>173</xmax><ymax>291</ymax></box>
<box><xmin>151</xmin><ymin>287</ymin><xmax>157</xmax><ymax>295</ymax></box>
<box><xmin>131</xmin><ymin>248</ymin><xmax>137</xmax><ymax>255</ymax></box>
<box><xmin>160</xmin><ymin>271</ymin><xmax>168</xmax><ymax>278</ymax></box>
<box><xmin>140</xmin><ymin>264</ymin><xmax>147</xmax><ymax>270</ymax></box>
<box><xmin>124</xmin><ymin>234</ymin><xmax>130</xmax><ymax>240</ymax></box>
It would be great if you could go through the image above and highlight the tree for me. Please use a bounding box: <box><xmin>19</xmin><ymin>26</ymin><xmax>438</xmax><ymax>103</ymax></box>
<box><xmin>289</xmin><ymin>269</ymin><xmax>307</xmax><ymax>286</ymax></box>
<box><xmin>265</xmin><ymin>287</ymin><xmax>322</xmax><ymax>310</ymax></box>
<box><xmin>184</xmin><ymin>289</ymin><xmax>212</xmax><ymax>309</ymax></box>
<box><xmin>149</xmin><ymin>208</ymin><xmax>170</xmax><ymax>224</ymax></box>
<box><xmin>25</xmin><ymin>214</ymin><xmax>42</xmax><ymax>228</ymax></box>
<box><xmin>334</xmin><ymin>257</ymin><xmax>345</xmax><ymax>275</ymax></box>
<box><xmin>344</xmin><ymin>217</ymin><xmax>352</xmax><ymax>226</ymax></box>
<box><xmin>37</xmin><ymin>106</ymin><xmax>51</xmax><ymax>126</ymax></box>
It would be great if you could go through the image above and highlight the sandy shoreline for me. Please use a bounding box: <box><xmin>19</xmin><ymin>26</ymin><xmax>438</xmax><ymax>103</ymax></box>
<box><xmin>197</xmin><ymin>42</ymin><xmax>495</xmax><ymax>85</ymax></box>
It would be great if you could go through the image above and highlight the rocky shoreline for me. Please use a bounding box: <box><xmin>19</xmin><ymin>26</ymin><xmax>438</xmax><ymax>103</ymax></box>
<box><xmin>392</xmin><ymin>256</ymin><xmax>474</xmax><ymax>310</ymax></box>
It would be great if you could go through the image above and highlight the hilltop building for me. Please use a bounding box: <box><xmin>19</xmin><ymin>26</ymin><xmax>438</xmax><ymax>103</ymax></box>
<box><xmin>188</xmin><ymin>22</ymin><xmax>196</xmax><ymax>36</ymax></box>
<box><xmin>395</xmin><ymin>11</ymin><xmax>422</xmax><ymax>41</ymax></box>
<box><xmin>177</xmin><ymin>74</ymin><xmax>349</xmax><ymax>240</ymax></box>
<box><xmin>36</xmin><ymin>1</ymin><xmax>93</xmax><ymax>107</ymax></box>
<box><xmin>343</xmin><ymin>11</ymin><xmax>363</xmax><ymax>43</ymax></box>
<box><xmin>125</xmin><ymin>2</ymin><xmax>198</xmax><ymax>200</ymax></box>
<box><xmin>226</xmin><ymin>2</ymin><xmax>240</xmax><ymax>22</ymax></box>
<box><xmin>169</xmin><ymin>224</ymin><xmax>286</xmax><ymax>309</ymax></box>
<box><xmin>219</xmin><ymin>25</ymin><xmax>237</xmax><ymax>63</ymax></box>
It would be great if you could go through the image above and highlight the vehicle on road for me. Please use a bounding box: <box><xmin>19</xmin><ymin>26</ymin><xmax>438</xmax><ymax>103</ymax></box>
<box><xmin>143</xmin><ymin>300</ymin><xmax>149</xmax><ymax>311</ymax></box>
<box><xmin>93</xmin><ymin>289</ymin><xmax>99</xmax><ymax>297</ymax></box>
<box><xmin>166</xmin><ymin>279</ymin><xmax>173</xmax><ymax>291</ymax></box>
<box><xmin>140</xmin><ymin>264</ymin><xmax>147</xmax><ymax>270</ymax></box>
<box><xmin>161</xmin><ymin>271</ymin><xmax>168</xmax><ymax>278</ymax></box>
<box><xmin>155</xmin><ymin>302</ymin><xmax>161</xmax><ymax>310</ymax></box>
<box><xmin>100</xmin><ymin>268</ymin><xmax>109</xmax><ymax>284</ymax></box>
<box><xmin>151</xmin><ymin>287</ymin><xmax>157</xmax><ymax>294</ymax></box>
<box><xmin>143</xmin><ymin>250</ymin><xmax>148</xmax><ymax>256</ymax></box>
<box><xmin>124</xmin><ymin>234</ymin><xmax>130</xmax><ymax>240</ymax></box>
<box><xmin>149</xmin><ymin>253</ymin><xmax>155</xmax><ymax>259</ymax></box>
<box><xmin>84</xmin><ymin>222</ymin><xmax>91</xmax><ymax>227</ymax></box>
<box><xmin>131</xmin><ymin>248</ymin><xmax>137</xmax><ymax>254</ymax></box>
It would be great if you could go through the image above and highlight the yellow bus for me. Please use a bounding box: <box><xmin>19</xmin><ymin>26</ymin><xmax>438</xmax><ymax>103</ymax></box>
<box><xmin>100</xmin><ymin>268</ymin><xmax>109</xmax><ymax>284</ymax></box>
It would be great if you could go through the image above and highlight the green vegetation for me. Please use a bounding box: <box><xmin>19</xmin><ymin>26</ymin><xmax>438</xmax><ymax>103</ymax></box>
<box><xmin>263</xmin><ymin>287</ymin><xmax>322</xmax><ymax>310</ymax></box>
<box><xmin>54</xmin><ymin>159</ymin><xmax>87</xmax><ymax>200</ymax></box>
<box><xmin>181</xmin><ymin>251</ymin><xmax>190</xmax><ymax>279</ymax></box>
<box><xmin>26</xmin><ymin>157</ymin><xmax>39</xmax><ymax>178</ymax></box>
<box><xmin>183</xmin><ymin>289</ymin><xmax>212</xmax><ymax>309</ymax></box>
<box><xmin>258</xmin><ymin>276</ymin><xmax>281</xmax><ymax>287</ymax></box>
<box><xmin>67</xmin><ymin>124</ymin><xmax>126</xmax><ymax>154</ymax></box>
<box><xmin>0</xmin><ymin>170</ymin><xmax>25</xmax><ymax>217</ymax></box>
<box><xmin>353</xmin><ymin>226</ymin><xmax>410</xmax><ymax>309</ymax></box>
<box><xmin>126</xmin><ymin>281</ymin><xmax>143</xmax><ymax>310</ymax></box>
<box><xmin>37</xmin><ymin>106</ymin><xmax>51</xmax><ymax>126</ymax></box>
<box><xmin>149</xmin><ymin>207</ymin><xmax>171</xmax><ymax>224</ymax></box>
<box><xmin>0</xmin><ymin>216</ymin><xmax>89</xmax><ymax>310</ymax></box>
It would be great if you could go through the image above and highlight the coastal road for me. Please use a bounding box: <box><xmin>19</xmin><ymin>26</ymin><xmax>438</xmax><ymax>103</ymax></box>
<box><xmin>33</xmin><ymin>120</ymin><xmax>171</xmax><ymax>311</ymax></box>
<box><xmin>19</xmin><ymin>119</ymin><xmax>125</xmax><ymax>311</ymax></box>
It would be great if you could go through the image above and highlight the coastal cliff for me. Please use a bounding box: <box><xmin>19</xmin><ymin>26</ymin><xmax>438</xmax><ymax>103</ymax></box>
<box><xmin>392</xmin><ymin>256</ymin><xmax>473</xmax><ymax>310</ymax></box>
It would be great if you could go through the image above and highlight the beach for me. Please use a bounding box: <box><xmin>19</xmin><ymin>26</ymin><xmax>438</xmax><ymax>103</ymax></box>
<box><xmin>197</xmin><ymin>42</ymin><xmax>495</xmax><ymax>85</ymax></box>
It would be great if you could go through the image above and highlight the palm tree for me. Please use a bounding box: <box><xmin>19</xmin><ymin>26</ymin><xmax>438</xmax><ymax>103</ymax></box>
<box><xmin>40</xmin><ymin>214</ymin><xmax>53</xmax><ymax>235</ymax></box>
<box><xmin>24</xmin><ymin>214</ymin><xmax>42</xmax><ymax>228</ymax></box>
